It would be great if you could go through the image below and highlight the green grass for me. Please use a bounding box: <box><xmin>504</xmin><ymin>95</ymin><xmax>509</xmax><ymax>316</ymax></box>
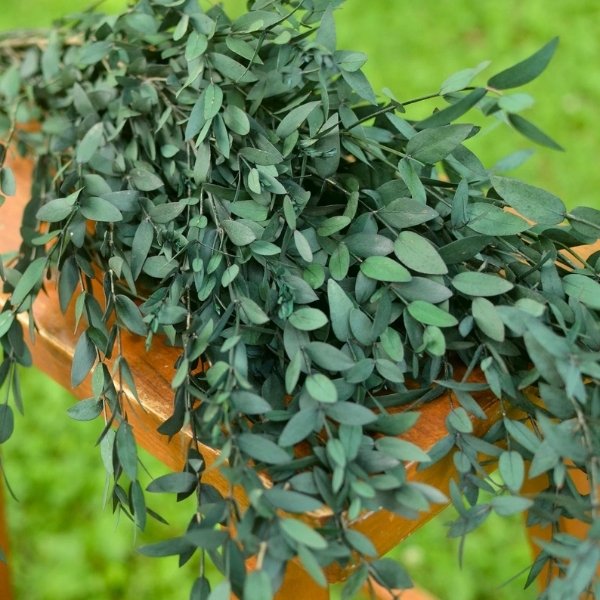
<box><xmin>2</xmin><ymin>1</ymin><xmax>596</xmax><ymax>598</ymax></box>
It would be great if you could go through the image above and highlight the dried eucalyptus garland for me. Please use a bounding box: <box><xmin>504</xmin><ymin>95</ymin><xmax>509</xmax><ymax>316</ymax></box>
<box><xmin>0</xmin><ymin>0</ymin><xmax>599</xmax><ymax>598</ymax></box>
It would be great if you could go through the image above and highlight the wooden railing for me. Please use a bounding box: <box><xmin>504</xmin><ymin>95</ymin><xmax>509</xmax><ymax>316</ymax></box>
<box><xmin>0</xmin><ymin>151</ymin><xmax>595</xmax><ymax>599</ymax></box>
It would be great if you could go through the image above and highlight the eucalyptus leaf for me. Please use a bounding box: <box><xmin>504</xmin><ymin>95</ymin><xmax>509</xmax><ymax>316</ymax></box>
<box><xmin>394</xmin><ymin>231</ymin><xmax>448</xmax><ymax>275</ymax></box>
<box><xmin>492</xmin><ymin>176</ymin><xmax>566</xmax><ymax>225</ymax></box>
<box><xmin>407</xmin><ymin>301</ymin><xmax>458</xmax><ymax>328</ymax></box>
<box><xmin>488</xmin><ymin>37</ymin><xmax>559</xmax><ymax>90</ymax></box>
<box><xmin>360</xmin><ymin>256</ymin><xmax>412</xmax><ymax>283</ymax></box>
<box><xmin>452</xmin><ymin>272</ymin><xmax>514</xmax><ymax>297</ymax></box>
<box><xmin>406</xmin><ymin>124</ymin><xmax>473</xmax><ymax>164</ymax></box>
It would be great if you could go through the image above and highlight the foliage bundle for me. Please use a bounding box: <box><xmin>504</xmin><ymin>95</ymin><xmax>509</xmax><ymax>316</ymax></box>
<box><xmin>0</xmin><ymin>0</ymin><xmax>599</xmax><ymax>598</ymax></box>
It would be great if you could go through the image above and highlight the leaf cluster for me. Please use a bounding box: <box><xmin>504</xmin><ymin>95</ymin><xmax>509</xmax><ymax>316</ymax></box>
<box><xmin>0</xmin><ymin>1</ymin><xmax>598</xmax><ymax>598</ymax></box>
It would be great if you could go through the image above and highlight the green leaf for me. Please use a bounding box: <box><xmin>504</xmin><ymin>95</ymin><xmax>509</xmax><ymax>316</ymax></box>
<box><xmin>407</xmin><ymin>301</ymin><xmax>457</xmax><ymax>328</ymax></box>
<box><xmin>0</xmin><ymin>167</ymin><xmax>16</xmax><ymax>196</ymax></box>
<box><xmin>130</xmin><ymin>168</ymin><xmax>164</xmax><ymax>192</ymax></box>
<box><xmin>264</xmin><ymin>488</ymin><xmax>323</xmax><ymax>513</ymax></box>
<box><xmin>243</xmin><ymin>571</ymin><xmax>272</xmax><ymax>600</ymax></box>
<box><xmin>276</xmin><ymin>101</ymin><xmax>321</xmax><ymax>139</ymax></box>
<box><xmin>207</xmin><ymin>581</ymin><xmax>231</xmax><ymax>600</ymax></box>
<box><xmin>341</xmin><ymin>68</ymin><xmax>377</xmax><ymax>104</ymax></box>
<box><xmin>80</xmin><ymin>196</ymin><xmax>123</xmax><ymax>222</ymax></box>
<box><xmin>239</xmin><ymin>297</ymin><xmax>269</xmax><ymax>324</ymax></box>
<box><xmin>491</xmin><ymin>495</ymin><xmax>533</xmax><ymax>516</ymax></box>
<box><xmin>394</xmin><ymin>231</ymin><xmax>448</xmax><ymax>275</ymax></box>
<box><xmin>76</xmin><ymin>122</ymin><xmax>104</xmax><ymax>164</ymax></box>
<box><xmin>440</xmin><ymin>61</ymin><xmax>491</xmax><ymax>94</ymax></box>
<box><xmin>406</xmin><ymin>124</ymin><xmax>473</xmax><ymax>164</ymax></box>
<box><xmin>497</xmin><ymin>92</ymin><xmax>535</xmax><ymax>113</ymax></box>
<box><xmin>116</xmin><ymin>422</ymin><xmax>138</xmax><ymax>480</ymax></box>
<box><xmin>37</xmin><ymin>192</ymin><xmax>78</xmax><ymax>223</ymax></box>
<box><xmin>325</xmin><ymin>402</ymin><xmax>377</xmax><ymax>426</ymax></box>
<box><xmin>360</xmin><ymin>256</ymin><xmax>412</xmax><ymax>282</ymax></box>
<box><xmin>131</xmin><ymin>219</ymin><xmax>154</xmax><ymax>280</ymax></box>
<box><xmin>230</xmin><ymin>200</ymin><xmax>267</xmax><ymax>221</ymax></box>
<box><xmin>438</xmin><ymin>235</ymin><xmax>491</xmax><ymax>265</ymax></box>
<box><xmin>488</xmin><ymin>37</ymin><xmax>559</xmax><ymax>90</ymax></box>
<box><xmin>71</xmin><ymin>331</ymin><xmax>96</xmax><ymax>388</ymax></box>
<box><xmin>0</xmin><ymin>312</ymin><xmax>14</xmax><ymax>337</ymax></box>
<box><xmin>149</xmin><ymin>201</ymin><xmax>187</xmax><ymax>224</ymax></box>
<box><xmin>380</xmin><ymin>327</ymin><xmax>404</xmax><ymax>361</ymax></box>
<box><xmin>369</xmin><ymin>412</ymin><xmax>420</xmax><ymax>436</ymax></box>
<box><xmin>210</xmin><ymin>52</ymin><xmax>258</xmax><ymax>83</ymax></box>
<box><xmin>67</xmin><ymin>399</ymin><xmax>102</xmax><ymax>422</ymax></box>
<box><xmin>306</xmin><ymin>342</ymin><xmax>355</xmax><ymax>371</ymax></box>
<box><xmin>222</xmin><ymin>219</ymin><xmax>257</xmax><ymax>246</ymax></box>
<box><xmin>0</xmin><ymin>404</ymin><xmax>14</xmax><ymax>443</ymax></box>
<box><xmin>280</xmin><ymin>518</ymin><xmax>327</xmax><ymax>550</ymax></box>
<box><xmin>237</xmin><ymin>433</ymin><xmax>290</xmax><ymax>465</ymax></box>
<box><xmin>446</xmin><ymin>407</ymin><xmax>473</xmax><ymax>434</ymax></box>
<box><xmin>397</xmin><ymin>158</ymin><xmax>427</xmax><ymax>204</ymax></box>
<box><xmin>147</xmin><ymin>472</ymin><xmax>197</xmax><ymax>494</ymax></box>
<box><xmin>375</xmin><ymin>358</ymin><xmax>406</xmax><ymax>383</ymax></box>
<box><xmin>345</xmin><ymin>233</ymin><xmax>394</xmax><ymax>257</ymax></box>
<box><xmin>239</xmin><ymin>147</ymin><xmax>283</xmax><ymax>166</ymax></box>
<box><xmin>499</xmin><ymin>451</ymin><xmax>525</xmax><ymax>493</ymax></box>
<box><xmin>294</xmin><ymin>230</ymin><xmax>313</xmax><ymax>262</ymax></box>
<box><xmin>185</xmin><ymin>31</ymin><xmax>208</xmax><ymax>61</ymax></box>
<box><xmin>203</xmin><ymin>83</ymin><xmax>223</xmax><ymax>120</ymax></box>
<box><xmin>223</xmin><ymin>104</ymin><xmax>250</xmax><ymax>136</ymax></box>
<box><xmin>327</xmin><ymin>279</ymin><xmax>353</xmax><ymax>342</ymax></box>
<box><xmin>221</xmin><ymin>264</ymin><xmax>239</xmax><ymax>287</ymax></box>
<box><xmin>418</xmin><ymin>87</ymin><xmax>487</xmax><ymax>129</ymax></box>
<box><xmin>468</xmin><ymin>203</ymin><xmax>530</xmax><ymax>235</ymax></box>
<box><xmin>306</xmin><ymin>373</ymin><xmax>338</xmax><ymax>404</ymax></box>
<box><xmin>378</xmin><ymin>198</ymin><xmax>439</xmax><ymax>229</ymax></box>
<box><xmin>138</xmin><ymin>537</ymin><xmax>191</xmax><ymax>557</ymax></box>
<box><xmin>279</xmin><ymin>408</ymin><xmax>318</xmax><ymax>446</ymax></box>
<box><xmin>569</xmin><ymin>206</ymin><xmax>600</xmax><ymax>238</ymax></box>
<box><xmin>329</xmin><ymin>243</ymin><xmax>350</xmax><ymax>280</ymax></box>
<box><xmin>115</xmin><ymin>295</ymin><xmax>147</xmax><ymax>336</ymax></box>
<box><xmin>507</xmin><ymin>113</ymin><xmax>564</xmax><ymax>151</ymax></box>
<box><xmin>289</xmin><ymin>308</ymin><xmax>328</xmax><ymax>331</ymax></box>
<box><xmin>317</xmin><ymin>216</ymin><xmax>351</xmax><ymax>237</ymax></box>
<box><xmin>371</xmin><ymin>558</ymin><xmax>413</xmax><ymax>590</ymax></box>
<box><xmin>422</xmin><ymin>325</ymin><xmax>446</xmax><ymax>357</ymax></box>
<box><xmin>563</xmin><ymin>274</ymin><xmax>600</xmax><ymax>309</ymax></box>
<box><xmin>472</xmin><ymin>297</ymin><xmax>505</xmax><ymax>342</ymax></box>
<box><xmin>334</xmin><ymin>50</ymin><xmax>367</xmax><ymax>72</ymax></box>
<box><xmin>491</xmin><ymin>176</ymin><xmax>565</xmax><ymax>225</ymax></box>
<box><xmin>185</xmin><ymin>97</ymin><xmax>207</xmax><ymax>141</ymax></box>
<box><xmin>11</xmin><ymin>257</ymin><xmax>47</xmax><ymax>308</ymax></box>
<box><xmin>452</xmin><ymin>272</ymin><xmax>514</xmax><ymax>297</ymax></box>
<box><xmin>376</xmin><ymin>437</ymin><xmax>430</xmax><ymax>463</ymax></box>
<box><xmin>231</xmin><ymin>390</ymin><xmax>271</xmax><ymax>415</ymax></box>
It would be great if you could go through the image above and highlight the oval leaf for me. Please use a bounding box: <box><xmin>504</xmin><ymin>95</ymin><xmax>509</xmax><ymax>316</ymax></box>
<box><xmin>360</xmin><ymin>256</ymin><xmax>412</xmax><ymax>282</ymax></box>
<box><xmin>394</xmin><ymin>231</ymin><xmax>448</xmax><ymax>275</ymax></box>
<box><xmin>492</xmin><ymin>176</ymin><xmax>565</xmax><ymax>225</ymax></box>
<box><xmin>488</xmin><ymin>37</ymin><xmax>559</xmax><ymax>90</ymax></box>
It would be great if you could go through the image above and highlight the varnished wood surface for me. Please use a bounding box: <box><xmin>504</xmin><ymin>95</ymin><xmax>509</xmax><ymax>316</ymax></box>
<box><xmin>2</xmin><ymin>150</ymin><xmax>597</xmax><ymax>599</ymax></box>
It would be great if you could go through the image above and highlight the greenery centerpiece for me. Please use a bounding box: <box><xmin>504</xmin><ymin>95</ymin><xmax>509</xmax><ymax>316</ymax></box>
<box><xmin>0</xmin><ymin>1</ymin><xmax>599</xmax><ymax>598</ymax></box>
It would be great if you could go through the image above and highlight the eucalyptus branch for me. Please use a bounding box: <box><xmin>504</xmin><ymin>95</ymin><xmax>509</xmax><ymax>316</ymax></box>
<box><xmin>0</xmin><ymin>1</ymin><xmax>597</xmax><ymax>598</ymax></box>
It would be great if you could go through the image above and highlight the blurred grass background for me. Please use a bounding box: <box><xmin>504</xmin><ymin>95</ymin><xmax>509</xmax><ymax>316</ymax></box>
<box><xmin>2</xmin><ymin>0</ymin><xmax>599</xmax><ymax>598</ymax></box>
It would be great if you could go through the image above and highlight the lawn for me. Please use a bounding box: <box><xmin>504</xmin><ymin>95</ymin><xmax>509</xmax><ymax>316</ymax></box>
<box><xmin>2</xmin><ymin>1</ymin><xmax>597</xmax><ymax>599</ymax></box>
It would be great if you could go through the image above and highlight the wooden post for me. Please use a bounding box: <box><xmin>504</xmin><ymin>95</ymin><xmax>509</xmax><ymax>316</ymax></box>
<box><xmin>0</xmin><ymin>479</ymin><xmax>12</xmax><ymax>600</ymax></box>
